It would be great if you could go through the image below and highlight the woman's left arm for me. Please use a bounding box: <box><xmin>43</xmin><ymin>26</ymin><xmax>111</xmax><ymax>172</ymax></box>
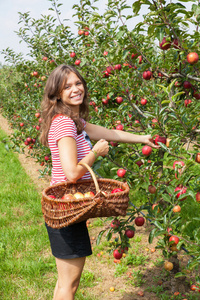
<box><xmin>85</xmin><ymin>122</ymin><xmax>159</xmax><ymax>148</ymax></box>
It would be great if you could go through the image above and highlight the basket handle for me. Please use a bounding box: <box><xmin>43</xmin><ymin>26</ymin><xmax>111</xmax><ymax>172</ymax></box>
<box><xmin>78</xmin><ymin>162</ymin><xmax>100</xmax><ymax>193</ymax></box>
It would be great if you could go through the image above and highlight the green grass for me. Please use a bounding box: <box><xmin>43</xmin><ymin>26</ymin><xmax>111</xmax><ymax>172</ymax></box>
<box><xmin>0</xmin><ymin>128</ymin><xmax>97</xmax><ymax>300</ymax></box>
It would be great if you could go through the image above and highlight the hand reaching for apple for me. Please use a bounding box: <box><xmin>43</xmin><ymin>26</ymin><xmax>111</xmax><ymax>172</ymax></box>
<box><xmin>143</xmin><ymin>135</ymin><xmax>160</xmax><ymax>149</ymax></box>
<box><xmin>92</xmin><ymin>139</ymin><xmax>109</xmax><ymax>157</ymax></box>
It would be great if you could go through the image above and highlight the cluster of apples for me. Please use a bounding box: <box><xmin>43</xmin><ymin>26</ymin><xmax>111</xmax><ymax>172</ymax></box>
<box><xmin>111</xmin><ymin>215</ymin><xmax>145</xmax><ymax>260</ymax></box>
<box><xmin>48</xmin><ymin>187</ymin><xmax>125</xmax><ymax>206</ymax></box>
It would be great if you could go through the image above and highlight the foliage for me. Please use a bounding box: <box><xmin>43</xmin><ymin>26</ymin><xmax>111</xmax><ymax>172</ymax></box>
<box><xmin>0</xmin><ymin>0</ymin><xmax>200</xmax><ymax>286</ymax></box>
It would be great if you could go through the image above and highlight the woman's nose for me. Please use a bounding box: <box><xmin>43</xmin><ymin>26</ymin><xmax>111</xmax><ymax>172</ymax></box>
<box><xmin>72</xmin><ymin>85</ymin><xmax>79</xmax><ymax>92</ymax></box>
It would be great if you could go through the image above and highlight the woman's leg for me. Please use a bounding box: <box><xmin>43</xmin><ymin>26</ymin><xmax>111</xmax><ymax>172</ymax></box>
<box><xmin>53</xmin><ymin>256</ymin><xmax>86</xmax><ymax>300</ymax></box>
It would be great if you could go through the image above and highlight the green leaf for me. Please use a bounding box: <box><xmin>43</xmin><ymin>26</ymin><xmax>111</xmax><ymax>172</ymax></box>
<box><xmin>148</xmin><ymin>227</ymin><xmax>157</xmax><ymax>244</ymax></box>
<box><xmin>96</xmin><ymin>230</ymin><xmax>106</xmax><ymax>245</ymax></box>
<box><xmin>153</xmin><ymin>221</ymin><xmax>164</xmax><ymax>231</ymax></box>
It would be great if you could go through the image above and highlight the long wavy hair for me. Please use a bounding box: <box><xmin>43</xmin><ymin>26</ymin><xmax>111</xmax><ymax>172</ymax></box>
<box><xmin>40</xmin><ymin>65</ymin><xmax>89</xmax><ymax>147</ymax></box>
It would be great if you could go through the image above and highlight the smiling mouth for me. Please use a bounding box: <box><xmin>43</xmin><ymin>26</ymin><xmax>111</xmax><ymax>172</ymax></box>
<box><xmin>71</xmin><ymin>94</ymin><xmax>82</xmax><ymax>99</ymax></box>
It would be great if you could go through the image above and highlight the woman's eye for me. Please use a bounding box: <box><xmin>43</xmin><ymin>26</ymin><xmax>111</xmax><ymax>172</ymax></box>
<box><xmin>77</xmin><ymin>82</ymin><xmax>82</xmax><ymax>85</ymax></box>
<box><xmin>65</xmin><ymin>86</ymin><xmax>70</xmax><ymax>89</ymax></box>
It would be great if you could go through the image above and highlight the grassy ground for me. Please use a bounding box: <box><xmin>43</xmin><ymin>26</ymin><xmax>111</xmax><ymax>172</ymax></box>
<box><xmin>1</xmin><ymin>126</ymin><xmax>200</xmax><ymax>300</ymax></box>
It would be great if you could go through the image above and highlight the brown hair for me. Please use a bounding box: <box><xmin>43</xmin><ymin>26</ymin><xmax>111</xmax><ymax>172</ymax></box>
<box><xmin>40</xmin><ymin>65</ymin><xmax>89</xmax><ymax>146</ymax></box>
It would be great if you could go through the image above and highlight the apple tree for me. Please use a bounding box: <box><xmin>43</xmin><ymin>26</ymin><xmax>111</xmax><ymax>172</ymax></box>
<box><xmin>0</xmin><ymin>0</ymin><xmax>200</xmax><ymax>290</ymax></box>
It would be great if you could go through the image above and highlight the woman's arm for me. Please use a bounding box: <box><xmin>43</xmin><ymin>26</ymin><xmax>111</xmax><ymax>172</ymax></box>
<box><xmin>85</xmin><ymin>122</ymin><xmax>158</xmax><ymax>148</ymax></box>
<box><xmin>58</xmin><ymin>136</ymin><xmax>109</xmax><ymax>182</ymax></box>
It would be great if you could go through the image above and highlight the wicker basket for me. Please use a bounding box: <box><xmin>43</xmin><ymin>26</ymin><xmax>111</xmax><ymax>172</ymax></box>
<box><xmin>41</xmin><ymin>163</ymin><xmax>129</xmax><ymax>229</ymax></box>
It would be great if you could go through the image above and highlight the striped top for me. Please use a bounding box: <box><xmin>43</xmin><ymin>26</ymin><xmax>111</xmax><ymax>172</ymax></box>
<box><xmin>48</xmin><ymin>115</ymin><xmax>91</xmax><ymax>185</ymax></box>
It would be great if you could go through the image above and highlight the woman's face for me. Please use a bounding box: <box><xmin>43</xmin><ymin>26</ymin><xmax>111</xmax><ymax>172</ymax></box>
<box><xmin>60</xmin><ymin>72</ymin><xmax>85</xmax><ymax>113</ymax></box>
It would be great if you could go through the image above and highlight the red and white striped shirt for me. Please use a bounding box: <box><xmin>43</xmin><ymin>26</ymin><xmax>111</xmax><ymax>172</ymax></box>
<box><xmin>48</xmin><ymin>115</ymin><xmax>91</xmax><ymax>185</ymax></box>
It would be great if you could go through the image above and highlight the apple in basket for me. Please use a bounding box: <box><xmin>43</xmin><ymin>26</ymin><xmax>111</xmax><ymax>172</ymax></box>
<box><xmin>59</xmin><ymin>193</ymin><xmax>75</xmax><ymax>210</ymax></box>
<box><xmin>74</xmin><ymin>192</ymin><xmax>84</xmax><ymax>199</ymax></box>
<box><xmin>111</xmin><ymin>188</ymin><xmax>123</xmax><ymax>193</ymax></box>
<box><xmin>84</xmin><ymin>191</ymin><xmax>95</xmax><ymax>198</ymax></box>
<box><xmin>48</xmin><ymin>194</ymin><xmax>56</xmax><ymax>199</ymax></box>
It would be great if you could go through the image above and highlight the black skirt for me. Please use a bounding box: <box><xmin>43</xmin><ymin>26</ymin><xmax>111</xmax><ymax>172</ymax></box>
<box><xmin>45</xmin><ymin>221</ymin><xmax>92</xmax><ymax>259</ymax></box>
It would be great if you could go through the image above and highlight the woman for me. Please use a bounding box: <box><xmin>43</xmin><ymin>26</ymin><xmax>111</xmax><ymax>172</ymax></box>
<box><xmin>40</xmin><ymin>64</ymin><xmax>158</xmax><ymax>300</ymax></box>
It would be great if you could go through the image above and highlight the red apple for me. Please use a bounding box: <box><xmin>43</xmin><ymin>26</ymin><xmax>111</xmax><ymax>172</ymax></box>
<box><xmin>169</xmin><ymin>235</ymin><xmax>179</xmax><ymax>245</ymax></box>
<box><xmin>174</xmin><ymin>186</ymin><xmax>187</xmax><ymax>200</ymax></box>
<box><xmin>173</xmin><ymin>38</ymin><xmax>179</xmax><ymax>49</ymax></box>
<box><xmin>141</xmin><ymin>98</ymin><xmax>147</xmax><ymax>105</ymax></box>
<box><xmin>103</xmin><ymin>50</ymin><xmax>108</xmax><ymax>56</ymax></box>
<box><xmin>173</xmin><ymin>161</ymin><xmax>185</xmax><ymax>170</ymax></box>
<box><xmin>117</xmin><ymin>169</ymin><xmax>126</xmax><ymax>177</ymax></box>
<box><xmin>138</xmin><ymin>55</ymin><xmax>142</xmax><ymax>64</ymax></box>
<box><xmin>152</xmin><ymin>203</ymin><xmax>160</xmax><ymax>212</ymax></box>
<box><xmin>33</xmin><ymin>71</ymin><xmax>38</xmax><ymax>77</ymax></box>
<box><xmin>142</xmin><ymin>71</ymin><xmax>152</xmax><ymax>80</ymax></box>
<box><xmin>20</xmin><ymin>122</ymin><xmax>24</xmax><ymax>127</ymax></box>
<box><xmin>44</xmin><ymin>156</ymin><xmax>50</xmax><ymax>161</ymax></box>
<box><xmin>26</xmin><ymin>137</ymin><xmax>32</xmax><ymax>143</ymax></box>
<box><xmin>42</xmin><ymin>56</ymin><xmax>48</xmax><ymax>61</ymax></box>
<box><xmin>116</xmin><ymin>97</ymin><xmax>123</xmax><ymax>104</ymax></box>
<box><xmin>36</xmin><ymin>125</ymin><xmax>40</xmax><ymax>130</ymax></box>
<box><xmin>166</xmin><ymin>227</ymin><xmax>173</xmax><ymax>236</ymax></box>
<box><xmin>173</xmin><ymin>161</ymin><xmax>185</xmax><ymax>179</ymax></box>
<box><xmin>103</xmin><ymin>70</ymin><xmax>110</xmax><ymax>78</ymax></box>
<box><xmin>175</xmin><ymin>81</ymin><xmax>181</xmax><ymax>87</ymax></box>
<box><xmin>193</xmin><ymin>91</ymin><xmax>200</xmax><ymax>99</ymax></box>
<box><xmin>196</xmin><ymin>192</ymin><xmax>200</xmax><ymax>202</ymax></box>
<box><xmin>84</xmin><ymin>31</ymin><xmax>89</xmax><ymax>36</ymax></box>
<box><xmin>78</xmin><ymin>30</ymin><xmax>84</xmax><ymax>35</ymax></box>
<box><xmin>102</xmin><ymin>98</ymin><xmax>109</xmax><ymax>105</ymax></box>
<box><xmin>195</xmin><ymin>153</ymin><xmax>200</xmax><ymax>163</ymax></box>
<box><xmin>48</xmin><ymin>194</ymin><xmax>56</xmax><ymax>199</ymax></box>
<box><xmin>61</xmin><ymin>193</ymin><xmax>74</xmax><ymax>200</ymax></box>
<box><xmin>187</xmin><ymin>52</ymin><xmax>199</xmax><ymax>65</ymax></box>
<box><xmin>131</xmin><ymin>53</ymin><xmax>138</xmax><ymax>59</ymax></box>
<box><xmin>148</xmin><ymin>185</ymin><xmax>156</xmax><ymax>194</ymax></box>
<box><xmin>113</xmin><ymin>249</ymin><xmax>123</xmax><ymax>260</ymax></box>
<box><xmin>135</xmin><ymin>216</ymin><xmax>145</xmax><ymax>226</ymax></box>
<box><xmin>158</xmin><ymin>72</ymin><xmax>164</xmax><ymax>78</ymax></box>
<box><xmin>154</xmin><ymin>135</ymin><xmax>166</xmax><ymax>145</ymax></box>
<box><xmin>84</xmin><ymin>191</ymin><xmax>95</xmax><ymax>198</ymax></box>
<box><xmin>111</xmin><ymin>188</ymin><xmax>123</xmax><ymax>193</ymax></box>
<box><xmin>116</xmin><ymin>124</ymin><xmax>123</xmax><ymax>130</ymax></box>
<box><xmin>184</xmin><ymin>99</ymin><xmax>192</xmax><ymax>107</ymax></box>
<box><xmin>136</xmin><ymin>160</ymin><xmax>143</xmax><ymax>167</ymax></box>
<box><xmin>183</xmin><ymin>81</ymin><xmax>192</xmax><ymax>89</ymax></box>
<box><xmin>110</xmin><ymin>141</ymin><xmax>118</xmax><ymax>147</ymax></box>
<box><xmin>142</xmin><ymin>145</ymin><xmax>152</xmax><ymax>156</ymax></box>
<box><xmin>74</xmin><ymin>192</ymin><xmax>84</xmax><ymax>199</ymax></box>
<box><xmin>110</xmin><ymin>219</ymin><xmax>120</xmax><ymax>229</ymax></box>
<box><xmin>35</xmin><ymin>112</ymin><xmax>40</xmax><ymax>118</ymax></box>
<box><xmin>75</xmin><ymin>60</ymin><xmax>81</xmax><ymax>65</ymax></box>
<box><xmin>173</xmin><ymin>205</ymin><xmax>181</xmax><ymax>213</ymax></box>
<box><xmin>114</xmin><ymin>64</ymin><xmax>122</xmax><ymax>70</ymax></box>
<box><xmin>125</xmin><ymin>229</ymin><xmax>135</xmax><ymax>238</ymax></box>
<box><xmin>159</xmin><ymin>37</ymin><xmax>171</xmax><ymax>50</ymax></box>
<box><xmin>70</xmin><ymin>52</ymin><xmax>76</xmax><ymax>58</ymax></box>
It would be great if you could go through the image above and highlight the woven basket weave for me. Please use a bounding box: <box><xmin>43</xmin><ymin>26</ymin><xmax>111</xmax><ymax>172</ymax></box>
<box><xmin>41</xmin><ymin>163</ymin><xmax>129</xmax><ymax>229</ymax></box>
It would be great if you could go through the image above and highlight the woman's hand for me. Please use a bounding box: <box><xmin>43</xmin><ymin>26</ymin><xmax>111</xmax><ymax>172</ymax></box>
<box><xmin>92</xmin><ymin>139</ymin><xmax>109</xmax><ymax>157</ymax></box>
<box><xmin>143</xmin><ymin>135</ymin><xmax>160</xmax><ymax>149</ymax></box>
